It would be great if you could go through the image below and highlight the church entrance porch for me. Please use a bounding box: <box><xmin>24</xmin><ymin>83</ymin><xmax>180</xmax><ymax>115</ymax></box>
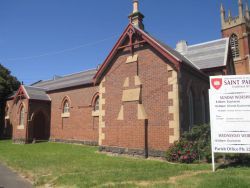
<box><xmin>29</xmin><ymin>111</ymin><xmax>50</xmax><ymax>142</ymax></box>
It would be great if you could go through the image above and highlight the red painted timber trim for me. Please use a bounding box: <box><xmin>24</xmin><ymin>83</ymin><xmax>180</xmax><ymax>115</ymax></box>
<box><xmin>93</xmin><ymin>24</ymin><xmax>189</xmax><ymax>83</ymax></box>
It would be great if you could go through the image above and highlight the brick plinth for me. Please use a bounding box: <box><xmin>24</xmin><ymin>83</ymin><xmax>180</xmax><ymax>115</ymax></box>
<box><xmin>99</xmin><ymin>146</ymin><xmax>165</xmax><ymax>158</ymax></box>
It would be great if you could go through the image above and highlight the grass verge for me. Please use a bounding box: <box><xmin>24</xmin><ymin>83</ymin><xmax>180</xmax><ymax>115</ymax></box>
<box><xmin>0</xmin><ymin>140</ymin><xmax>249</xmax><ymax>187</ymax></box>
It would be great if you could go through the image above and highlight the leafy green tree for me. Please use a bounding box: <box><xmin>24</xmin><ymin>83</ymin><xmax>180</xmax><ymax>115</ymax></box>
<box><xmin>0</xmin><ymin>64</ymin><xmax>20</xmax><ymax>138</ymax></box>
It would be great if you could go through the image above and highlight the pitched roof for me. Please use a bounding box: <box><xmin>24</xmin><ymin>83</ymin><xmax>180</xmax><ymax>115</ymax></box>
<box><xmin>23</xmin><ymin>86</ymin><xmax>50</xmax><ymax>101</ymax></box>
<box><xmin>10</xmin><ymin>69</ymin><xmax>97</xmax><ymax>101</ymax></box>
<box><xmin>181</xmin><ymin>38</ymin><xmax>229</xmax><ymax>70</ymax></box>
<box><xmin>136</xmin><ymin>27</ymin><xmax>201</xmax><ymax>70</ymax></box>
<box><xmin>94</xmin><ymin>24</ymin><xmax>207</xmax><ymax>83</ymax></box>
<box><xmin>32</xmin><ymin>69</ymin><xmax>97</xmax><ymax>91</ymax></box>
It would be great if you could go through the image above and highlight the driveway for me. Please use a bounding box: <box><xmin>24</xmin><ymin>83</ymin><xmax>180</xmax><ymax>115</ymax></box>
<box><xmin>0</xmin><ymin>164</ymin><xmax>33</xmax><ymax>188</ymax></box>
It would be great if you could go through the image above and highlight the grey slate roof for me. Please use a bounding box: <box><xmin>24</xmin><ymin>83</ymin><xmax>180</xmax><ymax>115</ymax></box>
<box><xmin>32</xmin><ymin>69</ymin><xmax>97</xmax><ymax>91</ymax></box>
<box><xmin>134</xmin><ymin>26</ymin><xmax>201</xmax><ymax>70</ymax></box>
<box><xmin>9</xmin><ymin>69</ymin><xmax>96</xmax><ymax>101</ymax></box>
<box><xmin>135</xmin><ymin>26</ymin><xmax>229</xmax><ymax>71</ymax></box>
<box><xmin>182</xmin><ymin>38</ymin><xmax>229</xmax><ymax>69</ymax></box>
<box><xmin>23</xmin><ymin>86</ymin><xmax>50</xmax><ymax>101</ymax></box>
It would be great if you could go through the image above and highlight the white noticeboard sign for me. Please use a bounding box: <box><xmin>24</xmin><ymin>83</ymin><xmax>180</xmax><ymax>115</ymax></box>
<box><xmin>209</xmin><ymin>75</ymin><xmax>250</xmax><ymax>171</ymax></box>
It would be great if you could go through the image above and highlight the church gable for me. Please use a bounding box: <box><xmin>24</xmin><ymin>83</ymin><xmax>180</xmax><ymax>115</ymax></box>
<box><xmin>94</xmin><ymin>23</ymin><xmax>209</xmax><ymax>85</ymax></box>
<box><xmin>94</xmin><ymin>24</ymin><xmax>183</xmax><ymax>84</ymax></box>
<box><xmin>16</xmin><ymin>86</ymin><xmax>28</xmax><ymax>98</ymax></box>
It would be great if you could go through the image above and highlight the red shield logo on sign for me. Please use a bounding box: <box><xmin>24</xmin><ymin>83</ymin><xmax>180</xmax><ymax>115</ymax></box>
<box><xmin>211</xmin><ymin>78</ymin><xmax>222</xmax><ymax>90</ymax></box>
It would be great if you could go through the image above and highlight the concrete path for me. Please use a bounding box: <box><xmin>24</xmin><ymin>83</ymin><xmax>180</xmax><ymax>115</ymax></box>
<box><xmin>0</xmin><ymin>164</ymin><xmax>33</xmax><ymax>188</ymax></box>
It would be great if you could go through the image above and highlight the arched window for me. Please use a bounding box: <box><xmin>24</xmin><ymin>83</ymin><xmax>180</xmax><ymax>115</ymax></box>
<box><xmin>5</xmin><ymin>106</ymin><xmax>9</xmax><ymax>117</ymax></box>
<box><xmin>188</xmin><ymin>90</ymin><xmax>194</xmax><ymax>130</ymax></box>
<box><xmin>201</xmin><ymin>92</ymin><xmax>206</xmax><ymax>124</ymax></box>
<box><xmin>94</xmin><ymin>97</ymin><xmax>99</xmax><ymax>111</ymax></box>
<box><xmin>19</xmin><ymin>105</ymin><xmax>25</xmax><ymax>126</ymax></box>
<box><xmin>230</xmin><ymin>34</ymin><xmax>240</xmax><ymax>59</ymax></box>
<box><xmin>63</xmin><ymin>100</ymin><xmax>70</xmax><ymax>113</ymax></box>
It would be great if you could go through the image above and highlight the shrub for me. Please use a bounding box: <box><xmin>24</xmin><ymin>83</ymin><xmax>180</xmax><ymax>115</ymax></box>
<box><xmin>182</xmin><ymin>124</ymin><xmax>211</xmax><ymax>162</ymax></box>
<box><xmin>166</xmin><ymin>139</ymin><xmax>197</xmax><ymax>163</ymax></box>
<box><xmin>166</xmin><ymin>124</ymin><xmax>211</xmax><ymax>163</ymax></box>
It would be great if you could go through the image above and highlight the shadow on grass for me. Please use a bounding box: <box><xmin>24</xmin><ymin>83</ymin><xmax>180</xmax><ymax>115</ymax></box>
<box><xmin>0</xmin><ymin>137</ymin><xmax>12</xmax><ymax>141</ymax></box>
<box><xmin>217</xmin><ymin>156</ymin><xmax>250</xmax><ymax>169</ymax></box>
<box><xmin>31</xmin><ymin>140</ymin><xmax>49</xmax><ymax>144</ymax></box>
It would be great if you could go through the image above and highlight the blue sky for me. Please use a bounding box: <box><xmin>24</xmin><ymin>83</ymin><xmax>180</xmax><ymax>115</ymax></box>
<box><xmin>0</xmin><ymin>0</ymin><xmax>249</xmax><ymax>84</ymax></box>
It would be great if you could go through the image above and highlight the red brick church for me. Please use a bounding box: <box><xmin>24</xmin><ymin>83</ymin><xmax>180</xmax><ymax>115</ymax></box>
<box><xmin>5</xmin><ymin>0</ymin><xmax>247</xmax><ymax>157</ymax></box>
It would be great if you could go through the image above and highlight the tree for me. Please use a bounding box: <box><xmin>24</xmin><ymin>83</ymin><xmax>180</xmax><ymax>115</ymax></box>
<box><xmin>0</xmin><ymin>64</ymin><xmax>20</xmax><ymax>138</ymax></box>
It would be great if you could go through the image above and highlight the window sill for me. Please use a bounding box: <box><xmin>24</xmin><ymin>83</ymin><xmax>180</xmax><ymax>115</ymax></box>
<box><xmin>234</xmin><ymin>57</ymin><xmax>241</xmax><ymax>62</ymax></box>
<box><xmin>61</xmin><ymin>113</ymin><xmax>70</xmax><ymax>118</ymax></box>
<box><xmin>17</xmin><ymin>125</ymin><xmax>24</xmax><ymax>130</ymax></box>
<box><xmin>5</xmin><ymin>116</ymin><xmax>9</xmax><ymax>120</ymax></box>
<box><xmin>92</xmin><ymin>110</ymin><xmax>99</xmax><ymax>117</ymax></box>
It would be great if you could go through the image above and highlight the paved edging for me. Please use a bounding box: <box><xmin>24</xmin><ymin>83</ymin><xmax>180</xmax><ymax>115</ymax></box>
<box><xmin>0</xmin><ymin>163</ymin><xmax>33</xmax><ymax>188</ymax></box>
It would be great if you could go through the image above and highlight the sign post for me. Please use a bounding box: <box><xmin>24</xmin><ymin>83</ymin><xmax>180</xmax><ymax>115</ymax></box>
<box><xmin>209</xmin><ymin>75</ymin><xmax>250</xmax><ymax>171</ymax></box>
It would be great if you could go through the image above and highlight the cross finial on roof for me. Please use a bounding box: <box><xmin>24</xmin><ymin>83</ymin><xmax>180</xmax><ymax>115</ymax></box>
<box><xmin>129</xmin><ymin>0</ymin><xmax>145</xmax><ymax>30</ymax></box>
<box><xmin>133</xmin><ymin>0</ymin><xmax>139</xmax><ymax>13</ymax></box>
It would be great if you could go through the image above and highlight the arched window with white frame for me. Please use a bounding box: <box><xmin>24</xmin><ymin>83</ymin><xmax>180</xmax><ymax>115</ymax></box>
<box><xmin>94</xmin><ymin>96</ymin><xmax>99</xmax><ymax>111</ymax></box>
<box><xmin>63</xmin><ymin>100</ymin><xmax>70</xmax><ymax>114</ymax></box>
<box><xmin>5</xmin><ymin>105</ymin><xmax>9</xmax><ymax>119</ymax></box>
<box><xmin>61</xmin><ymin>97</ymin><xmax>71</xmax><ymax>119</ymax></box>
<box><xmin>19</xmin><ymin>105</ymin><xmax>25</xmax><ymax>126</ymax></box>
<box><xmin>91</xmin><ymin>93</ymin><xmax>100</xmax><ymax>117</ymax></box>
<box><xmin>230</xmin><ymin>34</ymin><xmax>240</xmax><ymax>59</ymax></box>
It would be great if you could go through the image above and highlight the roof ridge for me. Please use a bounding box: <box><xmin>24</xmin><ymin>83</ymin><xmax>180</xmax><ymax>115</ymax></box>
<box><xmin>188</xmin><ymin>38</ymin><xmax>229</xmax><ymax>48</ymax></box>
<box><xmin>134</xmin><ymin>26</ymin><xmax>181</xmax><ymax>62</ymax></box>
<box><xmin>136</xmin><ymin>27</ymin><xmax>201</xmax><ymax>70</ymax></box>
<box><xmin>32</xmin><ymin>68</ymin><xmax>97</xmax><ymax>86</ymax></box>
<box><xmin>59</xmin><ymin>68</ymin><xmax>96</xmax><ymax>78</ymax></box>
<box><xmin>24</xmin><ymin>85</ymin><xmax>47</xmax><ymax>90</ymax></box>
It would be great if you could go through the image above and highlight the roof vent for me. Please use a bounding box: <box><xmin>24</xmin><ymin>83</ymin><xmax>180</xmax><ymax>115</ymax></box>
<box><xmin>176</xmin><ymin>40</ymin><xmax>188</xmax><ymax>54</ymax></box>
<box><xmin>53</xmin><ymin>75</ymin><xmax>62</xmax><ymax>80</ymax></box>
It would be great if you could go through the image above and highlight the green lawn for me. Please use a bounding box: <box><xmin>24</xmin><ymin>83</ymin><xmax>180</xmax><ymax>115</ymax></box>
<box><xmin>0</xmin><ymin>140</ymin><xmax>249</xmax><ymax>187</ymax></box>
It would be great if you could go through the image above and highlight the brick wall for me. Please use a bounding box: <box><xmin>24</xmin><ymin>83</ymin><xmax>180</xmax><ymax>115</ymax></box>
<box><xmin>179</xmin><ymin>65</ymin><xmax>209</xmax><ymax>133</ymax></box>
<box><xmin>100</xmin><ymin>45</ymin><xmax>174</xmax><ymax>155</ymax></box>
<box><xmin>48</xmin><ymin>85</ymin><xmax>99</xmax><ymax>144</ymax></box>
<box><xmin>98</xmin><ymin>40</ymin><xmax>210</xmax><ymax>156</ymax></box>
<box><xmin>6</xmin><ymin>98</ymin><xmax>28</xmax><ymax>143</ymax></box>
<box><xmin>6</xmin><ymin>98</ymin><xmax>52</xmax><ymax>143</ymax></box>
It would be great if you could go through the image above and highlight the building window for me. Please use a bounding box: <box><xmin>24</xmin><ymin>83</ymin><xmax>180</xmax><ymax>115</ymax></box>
<box><xmin>5</xmin><ymin>106</ymin><xmax>9</xmax><ymax>119</ymax></box>
<box><xmin>94</xmin><ymin>97</ymin><xmax>99</xmax><ymax>111</ymax></box>
<box><xmin>5</xmin><ymin>106</ymin><xmax>9</xmax><ymax>115</ymax></box>
<box><xmin>92</xmin><ymin>94</ymin><xmax>100</xmax><ymax>117</ymax></box>
<box><xmin>230</xmin><ymin>34</ymin><xmax>240</xmax><ymax>59</ymax></box>
<box><xmin>61</xmin><ymin>98</ymin><xmax>71</xmax><ymax>118</ymax></box>
<box><xmin>63</xmin><ymin>100</ymin><xmax>70</xmax><ymax>113</ymax></box>
<box><xmin>188</xmin><ymin>90</ymin><xmax>194</xmax><ymax>130</ymax></box>
<box><xmin>19</xmin><ymin>105</ymin><xmax>25</xmax><ymax>126</ymax></box>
